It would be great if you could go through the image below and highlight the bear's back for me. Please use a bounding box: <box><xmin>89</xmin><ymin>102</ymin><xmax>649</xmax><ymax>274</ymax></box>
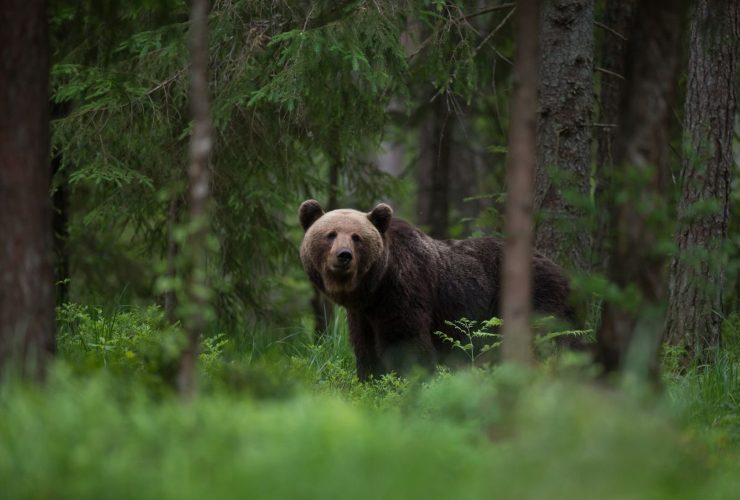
<box><xmin>381</xmin><ymin>219</ymin><xmax>503</xmax><ymax>321</ymax></box>
<box><xmin>381</xmin><ymin>218</ymin><xmax>570</xmax><ymax>322</ymax></box>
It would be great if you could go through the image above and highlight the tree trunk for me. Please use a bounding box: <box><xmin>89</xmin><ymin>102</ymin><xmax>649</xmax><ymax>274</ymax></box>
<box><xmin>592</xmin><ymin>0</ymin><xmax>636</xmax><ymax>272</ymax></box>
<box><xmin>448</xmin><ymin>100</ymin><xmax>487</xmax><ymax>237</ymax></box>
<box><xmin>164</xmin><ymin>196</ymin><xmax>181</xmax><ymax>324</ymax></box>
<box><xmin>665</xmin><ymin>0</ymin><xmax>739</xmax><ymax>364</ymax></box>
<box><xmin>501</xmin><ymin>0</ymin><xmax>539</xmax><ymax>366</ymax></box>
<box><xmin>178</xmin><ymin>0</ymin><xmax>212</xmax><ymax>399</ymax></box>
<box><xmin>535</xmin><ymin>0</ymin><xmax>594</xmax><ymax>272</ymax></box>
<box><xmin>596</xmin><ymin>0</ymin><xmax>686</xmax><ymax>380</ymax></box>
<box><xmin>416</xmin><ymin>95</ymin><xmax>453</xmax><ymax>239</ymax></box>
<box><xmin>0</xmin><ymin>0</ymin><xmax>55</xmax><ymax>379</ymax></box>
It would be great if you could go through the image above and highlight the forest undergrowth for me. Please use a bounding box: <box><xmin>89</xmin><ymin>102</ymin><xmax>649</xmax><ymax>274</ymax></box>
<box><xmin>0</xmin><ymin>305</ymin><xmax>738</xmax><ymax>499</ymax></box>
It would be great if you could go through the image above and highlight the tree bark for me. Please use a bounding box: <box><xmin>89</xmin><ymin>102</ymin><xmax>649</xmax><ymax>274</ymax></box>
<box><xmin>592</xmin><ymin>0</ymin><xmax>636</xmax><ymax>272</ymax></box>
<box><xmin>535</xmin><ymin>0</ymin><xmax>594</xmax><ymax>272</ymax></box>
<box><xmin>596</xmin><ymin>0</ymin><xmax>686</xmax><ymax>380</ymax></box>
<box><xmin>665</xmin><ymin>0</ymin><xmax>739</xmax><ymax>364</ymax></box>
<box><xmin>0</xmin><ymin>0</ymin><xmax>55</xmax><ymax>379</ymax></box>
<box><xmin>164</xmin><ymin>196</ymin><xmax>181</xmax><ymax>324</ymax></box>
<box><xmin>178</xmin><ymin>0</ymin><xmax>212</xmax><ymax>399</ymax></box>
<box><xmin>416</xmin><ymin>95</ymin><xmax>453</xmax><ymax>239</ymax></box>
<box><xmin>501</xmin><ymin>0</ymin><xmax>539</xmax><ymax>366</ymax></box>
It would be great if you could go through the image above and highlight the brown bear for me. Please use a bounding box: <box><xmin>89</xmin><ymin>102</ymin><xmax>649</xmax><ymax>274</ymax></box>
<box><xmin>299</xmin><ymin>199</ymin><xmax>575</xmax><ymax>380</ymax></box>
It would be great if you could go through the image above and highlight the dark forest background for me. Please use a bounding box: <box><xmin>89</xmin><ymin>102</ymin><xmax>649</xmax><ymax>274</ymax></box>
<box><xmin>0</xmin><ymin>1</ymin><xmax>738</xmax><ymax>498</ymax></box>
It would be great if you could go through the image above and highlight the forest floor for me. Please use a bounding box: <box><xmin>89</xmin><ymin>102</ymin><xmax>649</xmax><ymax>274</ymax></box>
<box><xmin>1</xmin><ymin>304</ymin><xmax>738</xmax><ymax>499</ymax></box>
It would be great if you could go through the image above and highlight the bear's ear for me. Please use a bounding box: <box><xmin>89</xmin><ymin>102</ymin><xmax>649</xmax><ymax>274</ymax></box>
<box><xmin>299</xmin><ymin>199</ymin><xmax>324</xmax><ymax>231</ymax></box>
<box><xmin>368</xmin><ymin>203</ymin><xmax>393</xmax><ymax>234</ymax></box>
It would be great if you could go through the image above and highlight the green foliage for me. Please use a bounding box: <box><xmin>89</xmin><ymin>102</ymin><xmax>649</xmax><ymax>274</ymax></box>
<box><xmin>534</xmin><ymin>325</ymin><xmax>594</xmax><ymax>346</ymax></box>
<box><xmin>57</xmin><ymin>304</ymin><xmax>183</xmax><ymax>379</ymax></box>
<box><xmin>248</xmin><ymin>4</ymin><xmax>408</xmax><ymax>149</ymax></box>
<box><xmin>0</xmin><ymin>306</ymin><xmax>738</xmax><ymax>497</ymax></box>
<box><xmin>56</xmin><ymin>303</ymin><xmax>231</xmax><ymax>393</ymax></box>
<box><xmin>434</xmin><ymin>317</ymin><xmax>501</xmax><ymax>366</ymax></box>
<box><xmin>664</xmin><ymin>313</ymin><xmax>740</xmax><ymax>448</ymax></box>
<box><xmin>0</xmin><ymin>371</ymin><xmax>495</xmax><ymax>500</ymax></box>
<box><xmin>2</xmin><ymin>324</ymin><xmax>740</xmax><ymax>498</ymax></box>
<box><xmin>50</xmin><ymin>0</ymin><xmax>415</xmax><ymax>320</ymax></box>
<box><xmin>412</xmin><ymin>4</ymin><xmax>480</xmax><ymax>100</ymax></box>
<box><xmin>435</xmin><ymin>317</ymin><xmax>594</xmax><ymax>366</ymax></box>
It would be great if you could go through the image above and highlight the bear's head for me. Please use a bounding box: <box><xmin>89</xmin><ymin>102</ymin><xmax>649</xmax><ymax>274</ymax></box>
<box><xmin>299</xmin><ymin>199</ymin><xmax>393</xmax><ymax>305</ymax></box>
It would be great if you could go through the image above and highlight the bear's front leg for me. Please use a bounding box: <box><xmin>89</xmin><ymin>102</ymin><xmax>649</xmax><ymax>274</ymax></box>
<box><xmin>374</xmin><ymin>315</ymin><xmax>437</xmax><ymax>376</ymax></box>
<box><xmin>347</xmin><ymin>312</ymin><xmax>383</xmax><ymax>382</ymax></box>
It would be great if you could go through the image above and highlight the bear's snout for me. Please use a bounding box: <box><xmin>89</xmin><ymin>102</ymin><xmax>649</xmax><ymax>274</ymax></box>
<box><xmin>336</xmin><ymin>248</ymin><xmax>353</xmax><ymax>265</ymax></box>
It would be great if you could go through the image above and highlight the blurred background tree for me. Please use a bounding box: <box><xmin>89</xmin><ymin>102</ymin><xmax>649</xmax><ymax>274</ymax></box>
<box><xmin>500</xmin><ymin>0</ymin><xmax>539</xmax><ymax>366</ymax></box>
<box><xmin>534</xmin><ymin>0</ymin><xmax>593</xmax><ymax>273</ymax></box>
<box><xmin>0</xmin><ymin>0</ymin><xmax>55</xmax><ymax>380</ymax></box>
<box><xmin>664</xmin><ymin>0</ymin><xmax>739</xmax><ymax>366</ymax></box>
<box><xmin>596</xmin><ymin>0</ymin><xmax>688</xmax><ymax>380</ymax></box>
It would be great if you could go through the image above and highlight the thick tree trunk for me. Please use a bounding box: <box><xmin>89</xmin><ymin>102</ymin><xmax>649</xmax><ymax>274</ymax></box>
<box><xmin>501</xmin><ymin>0</ymin><xmax>539</xmax><ymax>366</ymax></box>
<box><xmin>534</xmin><ymin>0</ymin><xmax>593</xmax><ymax>271</ymax></box>
<box><xmin>0</xmin><ymin>0</ymin><xmax>55</xmax><ymax>379</ymax></box>
<box><xmin>178</xmin><ymin>0</ymin><xmax>212</xmax><ymax>398</ymax></box>
<box><xmin>592</xmin><ymin>0</ymin><xmax>636</xmax><ymax>272</ymax></box>
<box><xmin>596</xmin><ymin>0</ymin><xmax>686</xmax><ymax>380</ymax></box>
<box><xmin>665</xmin><ymin>0</ymin><xmax>739</xmax><ymax>364</ymax></box>
<box><xmin>416</xmin><ymin>96</ymin><xmax>453</xmax><ymax>239</ymax></box>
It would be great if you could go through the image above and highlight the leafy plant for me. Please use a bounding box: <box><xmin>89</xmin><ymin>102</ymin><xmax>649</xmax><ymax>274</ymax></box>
<box><xmin>531</xmin><ymin>315</ymin><xmax>594</xmax><ymax>355</ymax></box>
<box><xmin>434</xmin><ymin>317</ymin><xmax>502</xmax><ymax>366</ymax></box>
<box><xmin>435</xmin><ymin>316</ymin><xmax>593</xmax><ymax>366</ymax></box>
<box><xmin>56</xmin><ymin>303</ymin><xmax>228</xmax><ymax>392</ymax></box>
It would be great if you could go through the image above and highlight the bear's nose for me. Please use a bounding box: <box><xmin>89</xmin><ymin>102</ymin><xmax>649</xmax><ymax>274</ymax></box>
<box><xmin>337</xmin><ymin>249</ymin><xmax>353</xmax><ymax>264</ymax></box>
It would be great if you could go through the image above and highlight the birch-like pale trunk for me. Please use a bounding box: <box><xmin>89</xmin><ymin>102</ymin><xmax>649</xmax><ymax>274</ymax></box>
<box><xmin>501</xmin><ymin>0</ymin><xmax>539</xmax><ymax>365</ymax></box>
<box><xmin>178</xmin><ymin>0</ymin><xmax>212</xmax><ymax>398</ymax></box>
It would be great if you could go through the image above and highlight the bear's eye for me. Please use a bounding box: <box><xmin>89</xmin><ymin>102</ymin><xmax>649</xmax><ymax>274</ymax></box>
<box><xmin>351</xmin><ymin>234</ymin><xmax>361</xmax><ymax>242</ymax></box>
<box><xmin>327</xmin><ymin>231</ymin><xmax>337</xmax><ymax>240</ymax></box>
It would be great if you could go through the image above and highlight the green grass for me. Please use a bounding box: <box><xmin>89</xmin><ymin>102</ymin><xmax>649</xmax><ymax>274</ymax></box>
<box><xmin>0</xmin><ymin>372</ymin><xmax>494</xmax><ymax>500</ymax></box>
<box><xmin>1</xmin><ymin>305</ymin><xmax>739</xmax><ymax>499</ymax></box>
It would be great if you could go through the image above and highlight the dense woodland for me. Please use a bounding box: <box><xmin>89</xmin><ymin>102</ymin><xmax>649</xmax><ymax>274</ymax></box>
<box><xmin>1</xmin><ymin>0</ymin><xmax>739</xmax><ymax>498</ymax></box>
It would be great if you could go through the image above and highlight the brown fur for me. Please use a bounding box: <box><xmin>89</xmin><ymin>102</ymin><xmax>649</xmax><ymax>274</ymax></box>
<box><xmin>299</xmin><ymin>200</ymin><xmax>575</xmax><ymax>380</ymax></box>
